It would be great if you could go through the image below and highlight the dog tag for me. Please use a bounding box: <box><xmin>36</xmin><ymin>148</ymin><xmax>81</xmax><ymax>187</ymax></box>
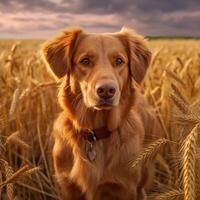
<box><xmin>86</xmin><ymin>144</ymin><xmax>96</xmax><ymax>161</ymax></box>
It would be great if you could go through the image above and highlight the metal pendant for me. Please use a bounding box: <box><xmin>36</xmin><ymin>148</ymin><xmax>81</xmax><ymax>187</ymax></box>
<box><xmin>86</xmin><ymin>143</ymin><xmax>96</xmax><ymax>161</ymax></box>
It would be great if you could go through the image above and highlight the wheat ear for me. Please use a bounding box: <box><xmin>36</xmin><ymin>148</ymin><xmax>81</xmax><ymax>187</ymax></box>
<box><xmin>170</xmin><ymin>93</ymin><xmax>189</xmax><ymax>114</ymax></box>
<box><xmin>0</xmin><ymin>165</ymin><xmax>30</xmax><ymax>188</ymax></box>
<box><xmin>130</xmin><ymin>138</ymin><xmax>169</xmax><ymax>168</ymax></box>
<box><xmin>171</xmin><ymin>83</ymin><xmax>188</xmax><ymax>104</ymax></box>
<box><xmin>148</xmin><ymin>188</ymin><xmax>183</xmax><ymax>200</ymax></box>
<box><xmin>165</xmin><ymin>69</ymin><xmax>185</xmax><ymax>86</ymax></box>
<box><xmin>0</xmin><ymin>159</ymin><xmax>15</xmax><ymax>200</ymax></box>
<box><xmin>180</xmin><ymin>123</ymin><xmax>200</xmax><ymax>200</ymax></box>
<box><xmin>9</xmin><ymin>88</ymin><xmax>20</xmax><ymax>116</ymax></box>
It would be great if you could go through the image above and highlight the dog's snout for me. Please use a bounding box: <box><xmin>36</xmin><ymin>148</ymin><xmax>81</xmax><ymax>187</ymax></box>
<box><xmin>96</xmin><ymin>82</ymin><xmax>116</xmax><ymax>99</ymax></box>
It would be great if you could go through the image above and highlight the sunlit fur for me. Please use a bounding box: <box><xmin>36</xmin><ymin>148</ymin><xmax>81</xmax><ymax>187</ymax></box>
<box><xmin>42</xmin><ymin>27</ymin><xmax>159</xmax><ymax>200</ymax></box>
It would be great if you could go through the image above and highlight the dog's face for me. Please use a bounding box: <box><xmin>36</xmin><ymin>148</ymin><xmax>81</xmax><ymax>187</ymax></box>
<box><xmin>42</xmin><ymin>27</ymin><xmax>151</xmax><ymax>110</ymax></box>
<box><xmin>72</xmin><ymin>34</ymin><xmax>128</xmax><ymax>109</ymax></box>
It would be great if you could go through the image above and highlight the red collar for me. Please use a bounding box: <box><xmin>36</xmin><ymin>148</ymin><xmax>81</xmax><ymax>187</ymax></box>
<box><xmin>81</xmin><ymin>127</ymin><xmax>111</xmax><ymax>143</ymax></box>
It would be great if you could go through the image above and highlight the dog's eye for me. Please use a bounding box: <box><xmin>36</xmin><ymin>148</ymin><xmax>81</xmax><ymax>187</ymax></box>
<box><xmin>80</xmin><ymin>58</ymin><xmax>91</xmax><ymax>66</ymax></box>
<box><xmin>115</xmin><ymin>58</ymin><xmax>124</xmax><ymax>66</ymax></box>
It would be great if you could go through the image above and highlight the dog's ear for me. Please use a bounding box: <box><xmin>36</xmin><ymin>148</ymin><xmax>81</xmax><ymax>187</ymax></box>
<box><xmin>42</xmin><ymin>28</ymin><xmax>83</xmax><ymax>79</ymax></box>
<box><xmin>119</xmin><ymin>27</ymin><xmax>151</xmax><ymax>84</ymax></box>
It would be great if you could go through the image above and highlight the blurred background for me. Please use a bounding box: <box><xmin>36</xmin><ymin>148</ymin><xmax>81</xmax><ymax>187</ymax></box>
<box><xmin>0</xmin><ymin>0</ymin><xmax>200</xmax><ymax>38</ymax></box>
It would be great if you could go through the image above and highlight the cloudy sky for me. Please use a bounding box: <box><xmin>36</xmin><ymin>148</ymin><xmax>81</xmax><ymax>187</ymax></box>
<box><xmin>0</xmin><ymin>0</ymin><xmax>200</xmax><ymax>38</ymax></box>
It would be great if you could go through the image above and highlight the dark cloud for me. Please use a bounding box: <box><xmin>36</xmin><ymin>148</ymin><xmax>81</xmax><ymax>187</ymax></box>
<box><xmin>63</xmin><ymin>0</ymin><xmax>200</xmax><ymax>14</ymax></box>
<box><xmin>0</xmin><ymin>0</ymin><xmax>200</xmax><ymax>38</ymax></box>
<box><xmin>73</xmin><ymin>0</ymin><xmax>134</xmax><ymax>14</ymax></box>
<box><xmin>135</xmin><ymin>0</ymin><xmax>200</xmax><ymax>13</ymax></box>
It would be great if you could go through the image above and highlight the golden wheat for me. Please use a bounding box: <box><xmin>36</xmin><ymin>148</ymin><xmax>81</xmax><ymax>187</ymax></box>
<box><xmin>148</xmin><ymin>188</ymin><xmax>183</xmax><ymax>200</ymax></box>
<box><xmin>180</xmin><ymin>123</ymin><xmax>200</xmax><ymax>200</ymax></box>
<box><xmin>130</xmin><ymin>138</ymin><xmax>169</xmax><ymax>168</ymax></box>
<box><xmin>0</xmin><ymin>159</ymin><xmax>15</xmax><ymax>200</ymax></box>
<box><xmin>0</xmin><ymin>39</ymin><xmax>200</xmax><ymax>199</ymax></box>
<box><xmin>5</xmin><ymin>131</ymin><xmax>31</xmax><ymax>150</ymax></box>
<box><xmin>0</xmin><ymin>165</ymin><xmax>30</xmax><ymax>188</ymax></box>
<box><xmin>9</xmin><ymin>88</ymin><xmax>20</xmax><ymax>117</ymax></box>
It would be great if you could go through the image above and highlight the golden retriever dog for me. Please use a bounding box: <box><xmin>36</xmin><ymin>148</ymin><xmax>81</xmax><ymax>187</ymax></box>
<box><xmin>42</xmin><ymin>27</ymin><xmax>159</xmax><ymax>200</ymax></box>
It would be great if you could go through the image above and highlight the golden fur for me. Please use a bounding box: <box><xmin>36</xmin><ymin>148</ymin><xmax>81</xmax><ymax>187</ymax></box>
<box><xmin>42</xmin><ymin>27</ymin><xmax>159</xmax><ymax>200</ymax></box>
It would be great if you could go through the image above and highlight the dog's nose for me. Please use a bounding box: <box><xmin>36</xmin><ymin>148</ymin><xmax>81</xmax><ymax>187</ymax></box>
<box><xmin>96</xmin><ymin>82</ymin><xmax>116</xmax><ymax>99</ymax></box>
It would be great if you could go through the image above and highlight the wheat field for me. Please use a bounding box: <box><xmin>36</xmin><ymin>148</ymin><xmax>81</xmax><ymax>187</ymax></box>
<box><xmin>0</xmin><ymin>39</ymin><xmax>200</xmax><ymax>200</ymax></box>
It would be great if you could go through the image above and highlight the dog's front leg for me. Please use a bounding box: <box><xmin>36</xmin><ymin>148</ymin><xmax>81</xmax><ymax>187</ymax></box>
<box><xmin>57</xmin><ymin>177</ymin><xmax>85</xmax><ymax>200</ymax></box>
<box><xmin>53</xmin><ymin>136</ymin><xmax>85</xmax><ymax>200</ymax></box>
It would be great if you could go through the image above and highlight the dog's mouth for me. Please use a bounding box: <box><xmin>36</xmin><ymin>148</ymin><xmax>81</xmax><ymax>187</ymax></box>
<box><xmin>93</xmin><ymin>99</ymin><xmax>115</xmax><ymax>110</ymax></box>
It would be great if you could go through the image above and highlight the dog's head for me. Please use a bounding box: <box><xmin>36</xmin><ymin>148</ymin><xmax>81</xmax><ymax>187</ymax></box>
<box><xmin>42</xmin><ymin>27</ymin><xmax>151</xmax><ymax>110</ymax></box>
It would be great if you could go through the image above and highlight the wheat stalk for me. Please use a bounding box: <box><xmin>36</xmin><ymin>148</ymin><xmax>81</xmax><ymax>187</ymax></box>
<box><xmin>11</xmin><ymin>43</ymin><xmax>19</xmax><ymax>55</ymax></box>
<box><xmin>0</xmin><ymin>136</ymin><xmax>5</xmax><ymax>156</ymax></box>
<box><xmin>176</xmin><ymin>57</ymin><xmax>184</xmax><ymax>68</ymax></box>
<box><xmin>21</xmin><ymin>166</ymin><xmax>41</xmax><ymax>177</ymax></box>
<box><xmin>151</xmin><ymin>49</ymin><xmax>163</xmax><ymax>67</ymax></box>
<box><xmin>5</xmin><ymin>131</ymin><xmax>31</xmax><ymax>150</ymax></box>
<box><xmin>165</xmin><ymin>69</ymin><xmax>185</xmax><ymax>86</ymax></box>
<box><xmin>0</xmin><ymin>165</ymin><xmax>41</xmax><ymax>188</ymax></box>
<box><xmin>5</xmin><ymin>131</ymin><xmax>20</xmax><ymax>143</ymax></box>
<box><xmin>148</xmin><ymin>188</ymin><xmax>183</xmax><ymax>200</ymax></box>
<box><xmin>180</xmin><ymin>58</ymin><xmax>192</xmax><ymax>78</ymax></box>
<box><xmin>180</xmin><ymin>123</ymin><xmax>200</xmax><ymax>200</ymax></box>
<box><xmin>130</xmin><ymin>138</ymin><xmax>169</xmax><ymax>168</ymax></box>
<box><xmin>170</xmin><ymin>93</ymin><xmax>189</xmax><ymax>114</ymax></box>
<box><xmin>171</xmin><ymin>83</ymin><xmax>188</xmax><ymax>104</ymax></box>
<box><xmin>0</xmin><ymin>165</ymin><xmax>30</xmax><ymax>188</ymax></box>
<box><xmin>173</xmin><ymin>114</ymin><xmax>199</xmax><ymax>126</ymax></box>
<box><xmin>148</xmin><ymin>189</ymin><xmax>183</xmax><ymax>200</ymax></box>
<box><xmin>0</xmin><ymin>109</ymin><xmax>8</xmax><ymax>132</ymax></box>
<box><xmin>9</xmin><ymin>88</ymin><xmax>20</xmax><ymax>116</ymax></box>
<box><xmin>0</xmin><ymin>159</ymin><xmax>15</xmax><ymax>200</ymax></box>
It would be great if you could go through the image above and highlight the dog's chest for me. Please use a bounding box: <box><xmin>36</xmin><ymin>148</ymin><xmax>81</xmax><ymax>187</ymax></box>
<box><xmin>70</xmin><ymin>128</ymin><xmax>143</xmax><ymax>193</ymax></box>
